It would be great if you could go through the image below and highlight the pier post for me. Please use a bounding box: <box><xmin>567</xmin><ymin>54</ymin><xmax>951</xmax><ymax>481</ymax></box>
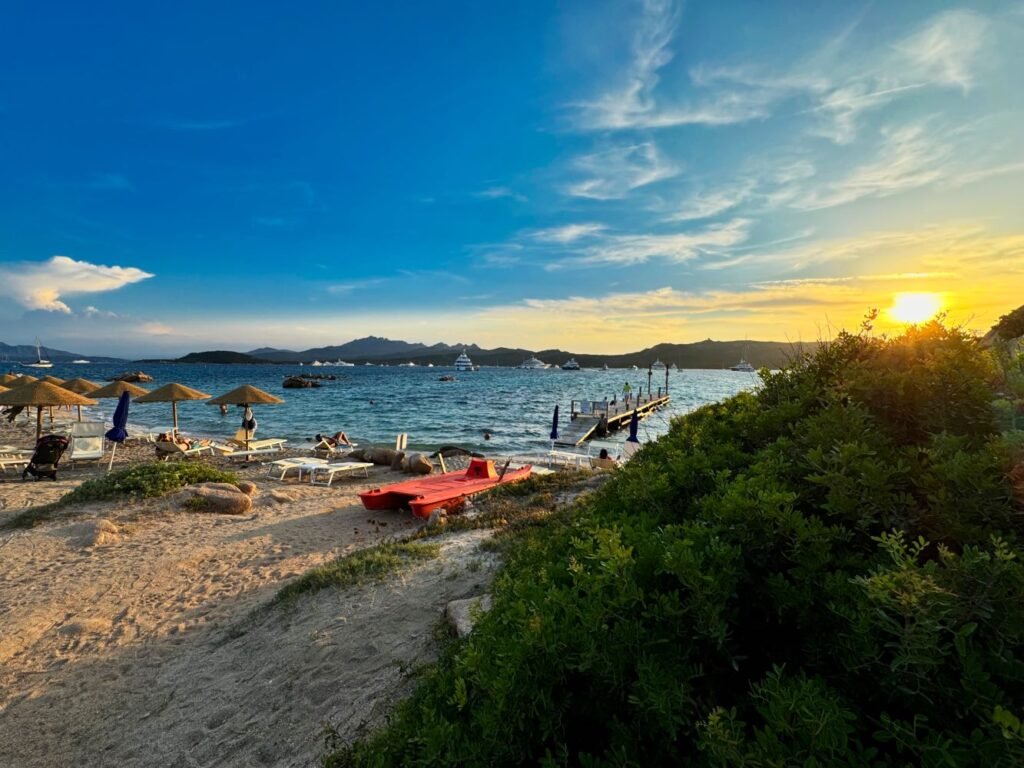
<box><xmin>665</xmin><ymin>365</ymin><xmax>670</xmax><ymax>394</ymax></box>
<box><xmin>647</xmin><ymin>367</ymin><xmax>653</xmax><ymax>399</ymax></box>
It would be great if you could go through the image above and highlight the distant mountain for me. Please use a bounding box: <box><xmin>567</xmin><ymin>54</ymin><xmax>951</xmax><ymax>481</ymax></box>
<box><xmin>177</xmin><ymin>351</ymin><xmax>273</xmax><ymax>364</ymax></box>
<box><xmin>0</xmin><ymin>341</ymin><xmax>124</xmax><ymax>364</ymax></box>
<box><xmin>244</xmin><ymin>336</ymin><xmax>810</xmax><ymax>368</ymax></box>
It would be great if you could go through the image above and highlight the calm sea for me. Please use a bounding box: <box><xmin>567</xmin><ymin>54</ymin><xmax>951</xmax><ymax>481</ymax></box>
<box><xmin>21</xmin><ymin>363</ymin><xmax>758</xmax><ymax>453</ymax></box>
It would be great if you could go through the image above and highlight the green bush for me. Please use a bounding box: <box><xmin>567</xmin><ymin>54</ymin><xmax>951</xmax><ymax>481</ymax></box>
<box><xmin>329</xmin><ymin>322</ymin><xmax>1024</xmax><ymax>767</ymax></box>
<box><xmin>63</xmin><ymin>462</ymin><xmax>238</xmax><ymax>504</ymax></box>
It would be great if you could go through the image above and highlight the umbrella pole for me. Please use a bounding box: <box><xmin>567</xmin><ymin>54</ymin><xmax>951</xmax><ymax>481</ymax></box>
<box><xmin>172</xmin><ymin>401</ymin><xmax>178</xmax><ymax>434</ymax></box>
<box><xmin>36</xmin><ymin>407</ymin><xmax>42</xmax><ymax>442</ymax></box>
<box><xmin>108</xmin><ymin>441</ymin><xmax>117</xmax><ymax>472</ymax></box>
<box><xmin>77</xmin><ymin>405</ymin><xmax>83</xmax><ymax>422</ymax></box>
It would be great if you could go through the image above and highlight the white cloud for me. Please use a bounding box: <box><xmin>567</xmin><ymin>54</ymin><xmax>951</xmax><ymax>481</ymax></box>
<box><xmin>529</xmin><ymin>223</ymin><xmax>607</xmax><ymax>243</ymax></box>
<box><xmin>83</xmin><ymin>306</ymin><xmax>119</xmax><ymax>319</ymax></box>
<box><xmin>141</xmin><ymin>322</ymin><xmax>175</xmax><ymax>336</ymax></box>
<box><xmin>477</xmin><ymin>186</ymin><xmax>527</xmax><ymax>202</ymax></box>
<box><xmin>560</xmin><ymin>218</ymin><xmax>751</xmax><ymax>268</ymax></box>
<box><xmin>666</xmin><ymin>181</ymin><xmax>755</xmax><ymax>221</ymax></box>
<box><xmin>792</xmin><ymin>122</ymin><xmax>950</xmax><ymax>210</ymax></box>
<box><xmin>896</xmin><ymin>10</ymin><xmax>988</xmax><ymax>91</ymax></box>
<box><xmin>0</xmin><ymin>256</ymin><xmax>153</xmax><ymax>313</ymax></box>
<box><xmin>566</xmin><ymin>142</ymin><xmax>680</xmax><ymax>200</ymax></box>
<box><xmin>326</xmin><ymin>279</ymin><xmax>385</xmax><ymax>295</ymax></box>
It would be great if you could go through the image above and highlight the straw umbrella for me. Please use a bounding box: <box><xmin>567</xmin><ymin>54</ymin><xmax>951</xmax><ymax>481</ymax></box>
<box><xmin>0</xmin><ymin>373</ymin><xmax>19</xmax><ymax>386</ymax></box>
<box><xmin>135</xmin><ymin>383</ymin><xmax>211</xmax><ymax>434</ymax></box>
<box><xmin>42</xmin><ymin>375</ymin><xmax>65</xmax><ymax>385</ymax></box>
<box><xmin>61</xmin><ymin>378</ymin><xmax>101</xmax><ymax>421</ymax></box>
<box><xmin>207</xmin><ymin>385</ymin><xmax>284</xmax><ymax>451</ymax></box>
<box><xmin>13</xmin><ymin>375</ymin><xmax>39</xmax><ymax>387</ymax></box>
<box><xmin>88</xmin><ymin>380</ymin><xmax>150</xmax><ymax>399</ymax></box>
<box><xmin>0</xmin><ymin>381</ymin><xmax>97</xmax><ymax>441</ymax></box>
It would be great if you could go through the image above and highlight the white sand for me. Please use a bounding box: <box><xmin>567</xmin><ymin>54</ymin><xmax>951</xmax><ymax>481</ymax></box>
<box><xmin>0</xmin><ymin>435</ymin><xmax>501</xmax><ymax>767</ymax></box>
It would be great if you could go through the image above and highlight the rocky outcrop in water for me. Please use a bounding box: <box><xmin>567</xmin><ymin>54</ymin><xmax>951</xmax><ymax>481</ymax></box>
<box><xmin>108</xmin><ymin>371</ymin><xmax>153</xmax><ymax>382</ymax></box>
<box><xmin>283</xmin><ymin>376</ymin><xmax>320</xmax><ymax>389</ymax></box>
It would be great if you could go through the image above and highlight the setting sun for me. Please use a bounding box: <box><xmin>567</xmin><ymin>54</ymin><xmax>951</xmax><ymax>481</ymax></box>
<box><xmin>888</xmin><ymin>292</ymin><xmax>944</xmax><ymax>324</ymax></box>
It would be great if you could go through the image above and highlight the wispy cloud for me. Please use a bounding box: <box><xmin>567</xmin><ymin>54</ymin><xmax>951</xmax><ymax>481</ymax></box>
<box><xmin>326</xmin><ymin>278</ymin><xmax>386</xmax><ymax>295</ymax></box>
<box><xmin>141</xmin><ymin>322</ymin><xmax>176</xmax><ymax>336</ymax></box>
<box><xmin>83</xmin><ymin>306</ymin><xmax>119</xmax><ymax>319</ymax></box>
<box><xmin>0</xmin><ymin>256</ymin><xmax>153</xmax><ymax>313</ymax></box>
<box><xmin>665</xmin><ymin>181</ymin><xmax>755</xmax><ymax>222</ymax></box>
<box><xmin>792</xmin><ymin>122</ymin><xmax>949</xmax><ymax>210</ymax></box>
<box><xmin>528</xmin><ymin>223</ymin><xmax>607</xmax><ymax>243</ymax></box>
<box><xmin>896</xmin><ymin>10</ymin><xmax>989</xmax><ymax>91</ymax></box>
<box><xmin>566</xmin><ymin>142</ymin><xmax>679</xmax><ymax>200</ymax></box>
<box><xmin>555</xmin><ymin>218</ymin><xmax>751</xmax><ymax>268</ymax></box>
<box><xmin>477</xmin><ymin>186</ymin><xmax>527</xmax><ymax>202</ymax></box>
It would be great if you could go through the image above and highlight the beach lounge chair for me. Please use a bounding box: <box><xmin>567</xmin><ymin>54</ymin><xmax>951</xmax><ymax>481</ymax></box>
<box><xmin>395</xmin><ymin>433</ymin><xmax>408</xmax><ymax>451</ymax></box>
<box><xmin>22</xmin><ymin>435</ymin><xmax>70</xmax><ymax>481</ymax></box>
<box><xmin>210</xmin><ymin>443</ymin><xmax>286</xmax><ymax>462</ymax></box>
<box><xmin>225</xmin><ymin>437</ymin><xmax>287</xmax><ymax>452</ymax></box>
<box><xmin>266</xmin><ymin>457</ymin><xmax>328</xmax><ymax>481</ymax></box>
<box><xmin>309</xmin><ymin>461</ymin><xmax>374</xmax><ymax>487</ymax></box>
<box><xmin>312</xmin><ymin>439</ymin><xmax>358</xmax><ymax>458</ymax></box>
<box><xmin>0</xmin><ymin>451</ymin><xmax>31</xmax><ymax>473</ymax></box>
<box><xmin>67</xmin><ymin>421</ymin><xmax>106</xmax><ymax>466</ymax></box>
<box><xmin>155</xmin><ymin>440</ymin><xmax>215</xmax><ymax>461</ymax></box>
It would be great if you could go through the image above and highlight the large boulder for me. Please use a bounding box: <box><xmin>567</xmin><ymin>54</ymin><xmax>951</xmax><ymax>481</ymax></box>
<box><xmin>351</xmin><ymin>447</ymin><xmax>401</xmax><ymax>466</ymax></box>
<box><xmin>391</xmin><ymin>450</ymin><xmax>406</xmax><ymax>471</ymax></box>
<box><xmin>403</xmin><ymin>452</ymin><xmax>433</xmax><ymax>475</ymax></box>
<box><xmin>235</xmin><ymin>480</ymin><xmax>259</xmax><ymax>497</ymax></box>
<box><xmin>183</xmin><ymin>483</ymin><xmax>252</xmax><ymax>515</ymax></box>
<box><xmin>445</xmin><ymin>595</ymin><xmax>493</xmax><ymax>638</ymax></box>
<box><xmin>108</xmin><ymin>371</ymin><xmax>153</xmax><ymax>382</ymax></box>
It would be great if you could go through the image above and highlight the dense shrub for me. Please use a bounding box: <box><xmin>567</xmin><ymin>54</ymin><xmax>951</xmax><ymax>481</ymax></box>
<box><xmin>63</xmin><ymin>462</ymin><xmax>238</xmax><ymax>503</ymax></box>
<box><xmin>329</xmin><ymin>321</ymin><xmax>1024</xmax><ymax>767</ymax></box>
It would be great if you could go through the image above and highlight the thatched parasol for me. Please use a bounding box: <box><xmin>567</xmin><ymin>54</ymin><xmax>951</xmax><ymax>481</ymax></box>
<box><xmin>42</xmin><ymin>375</ymin><xmax>65</xmax><ymax>385</ymax></box>
<box><xmin>135</xmin><ymin>383</ymin><xmax>211</xmax><ymax>433</ymax></box>
<box><xmin>0</xmin><ymin>384</ymin><xmax>9</xmax><ymax>394</ymax></box>
<box><xmin>13</xmin><ymin>375</ymin><xmax>39</xmax><ymax>386</ymax></box>
<box><xmin>0</xmin><ymin>381</ymin><xmax>97</xmax><ymax>440</ymax></box>
<box><xmin>0</xmin><ymin>373</ymin><xmax>20</xmax><ymax>385</ymax></box>
<box><xmin>207</xmin><ymin>385</ymin><xmax>284</xmax><ymax>451</ymax></box>
<box><xmin>61</xmin><ymin>378</ymin><xmax>102</xmax><ymax>421</ymax></box>
<box><xmin>89</xmin><ymin>380</ymin><xmax>150</xmax><ymax>399</ymax></box>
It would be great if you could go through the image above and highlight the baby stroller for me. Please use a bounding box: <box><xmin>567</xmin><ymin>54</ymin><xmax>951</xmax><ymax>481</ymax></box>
<box><xmin>23</xmin><ymin>434</ymin><xmax>70</xmax><ymax>481</ymax></box>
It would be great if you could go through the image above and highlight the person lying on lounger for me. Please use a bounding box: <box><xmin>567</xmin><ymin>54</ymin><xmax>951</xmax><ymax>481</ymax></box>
<box><xmin>314</xmin><ymin>431</ymin><xmax>353</xmax><ymax>447</ymax></box>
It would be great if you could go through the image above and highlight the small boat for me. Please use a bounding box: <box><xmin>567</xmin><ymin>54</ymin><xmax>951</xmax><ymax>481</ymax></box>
<box><xmin>650</xmin><ymin>358</ymin><xmax>667</xmax><ymax>372</ymax></box>
<box><xmin>669</xmin><ymin>363</ymin><xmax>678</xmax><ymax>371</ymax></box>
<box><xmin>518</xmin><ymin>356</ymin><xmax>548</xmax><ymax>370</ymax></box>
<box><xmin>730</xmin><ymin>359</ymin><xmax>756</xmax><ymax>372</ymax></box>
<box><xmin>630</xmin><ymin>364</ymin><xmax>639</xmax><ymax>370</ymax></box>
<box><xmin>602</xmin><ymin>363</ymin><xmax>609</xmax><ymax>370</ymax></box>
<box><xmin>310</xmin><ymin>360</ymin><xmax>323</xmax><ymax>367</ymax></box>
<box><xmin>359</xmin><ymin>458</ymin><xmax>533</xmax><ymax>518</ymax></box>
<box><xmin>561</xmin><ymin>358</ymin><xmax>581</xmax><ymax>371</ymax></box>
<box><xmin>401</xmin><ymin>361</ymin><xmax>417</xmax><ymax>367</ymax></box>
<box><xmin>22</xmin><ymin>339</ymin><xmax>53</xmax><ymax>369</ymax></box>
<box><xmin>336</xmin><ymin>360</ymin><xmax>355</xmax><ymax>367</ymax></box>
<box><xmin>71</xmin><ymin>359</ymin><xmax>91</xmax><ymax>364</ymax></box>
<box><xmin>454</xmin><ymin>350</ymin><xmax>475</xmax><ymax>372</ymax></box>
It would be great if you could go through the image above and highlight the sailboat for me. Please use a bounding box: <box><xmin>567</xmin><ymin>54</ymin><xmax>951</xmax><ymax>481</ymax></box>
<box><xmin>22</xmin><ymin>339</ymin><xmax>53</xmax><ymax>369</ymax></box>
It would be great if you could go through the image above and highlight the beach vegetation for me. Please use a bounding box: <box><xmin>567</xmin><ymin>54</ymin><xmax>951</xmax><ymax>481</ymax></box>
<box><xmin>1</xmin><ymin>462</ymin><xmax>238</xmax><ymax>529</ymax></box>
<box><xmin>325</xmin><ymin>318</ymin><xmax>1024</xmax><ymax>768</ymax></box>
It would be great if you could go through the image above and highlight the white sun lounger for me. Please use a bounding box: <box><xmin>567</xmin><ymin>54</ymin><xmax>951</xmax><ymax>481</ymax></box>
<box><xmin>266</xmin><ymin>457</ymin><xmax>328</xmax><ymax>481</ymax></box>
<box><xmin>0</xmin><ymin>454</ymin><xmax>30</xmax><ymax>473</ymax></box>
<box><xmin>309</xmin><ymin>462</ymin><xmax>374</xmax><ymax>487</ymax></box>
<box><xmin>67</xmin><ymin>421</ymin><xmax>106</xmax><ymax>466</ymax></box>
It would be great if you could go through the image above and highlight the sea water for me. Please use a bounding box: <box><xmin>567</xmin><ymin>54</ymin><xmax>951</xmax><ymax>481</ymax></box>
<box><xmin>22</xmin><ymin>363</ymin><xmax>759</xmax><ymax>453</ymax></box>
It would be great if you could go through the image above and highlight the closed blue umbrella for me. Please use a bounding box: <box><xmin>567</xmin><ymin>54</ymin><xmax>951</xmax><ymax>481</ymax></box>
<box><xmin>105</xmin><ymin>391</ymin><xmax>130</xmax><ymax>470</ymax></box>
<box><xmin>550</xmin><ymin>405</ymin><xmax>559</xmax><ymax>441</ymax></box>
<box><xmin>626</xmin><ymin>410</ymin><xmax>640</xmax><ymax>443</ymax></box>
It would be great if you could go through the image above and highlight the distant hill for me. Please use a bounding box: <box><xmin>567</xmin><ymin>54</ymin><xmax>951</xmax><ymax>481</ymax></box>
<box><xmin>0</xmin><ymin>341</ymin><xmax>124</xmax><ymax>364</ymax></box>
<box><xmin>135</xmin><ymin>350</ymin><xmax>274</xmax><ymax>364</ymax></box>
<box><xmin>245</xmin><ymin>336</ymin><xmax>810</xmax><ymax>368</ymax></box>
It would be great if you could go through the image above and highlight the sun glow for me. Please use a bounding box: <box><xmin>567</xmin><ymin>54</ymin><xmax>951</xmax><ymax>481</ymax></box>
<box><xmin>888</xmin><ymin>292</ymin><xmax>943</xmax><ymax>324</ymax></box>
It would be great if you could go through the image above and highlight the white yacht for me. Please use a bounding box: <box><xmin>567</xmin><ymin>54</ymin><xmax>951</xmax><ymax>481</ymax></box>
<box><xmin>454</xmin><ymin>350</ymin><xmax>475</xmax><ymax>372</ymax></box>
<box><xmin>400</xmin><ymin>361</ymin><xmax>417</xmax><ymax>367</ymax></box>
<box><xmin>310</xmin><ymin>360</ymin><xmax>323</xmax><ymax>367</ymax></box>
<box><xmin>650</xmin><ymin>358</ymin><xmax>667</xmax><ymax>372</ymax></box>
<box><xmin>730</xmin><ymin>359</ymin><xmax>756</xmax><ymax>373</ymax></box>
<box><xmin>335</xmin><ymin>360</ymin><xmax>355</xmax><ymax>367</ymax></box>
<box><xmin>22</xmin><ymin>339</ymin><xmax>53</xmax><ymax>369</ymax></box>
<box><xmin>669</xmin><ymin>363</ymin><xmax>678</xmax><ymax>371</ymax></box>
<box><xmin>71</xmin><ymin>359</ymin><xmax>91</xmax><ymax>364</ymax></box>
<box><xmin>602</xmin><ymin>363</ymin><xmax>609</xmax><ymax>371</ymax></box>
<box><xmin>518</xmin><ymin>356</ymin><xmax>548</xmax><ymax>370</ymax></box>
<box><xmin>561</xmin><ymin>358</ymin><xmax>580</xmax><ymax>370</ymax></box>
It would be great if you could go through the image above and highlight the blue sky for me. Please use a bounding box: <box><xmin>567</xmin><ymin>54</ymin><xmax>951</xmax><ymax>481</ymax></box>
<box><xmin>1</xmin><ymin>0</ymin><xmax>1022</xmax><ymax>356</ymax></box>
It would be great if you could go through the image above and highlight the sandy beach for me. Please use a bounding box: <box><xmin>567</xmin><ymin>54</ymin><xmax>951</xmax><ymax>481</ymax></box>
<box><xmin>0</xmin><ymin>415</ymin><xmax>501</xmax><ymax>767</ymax></box>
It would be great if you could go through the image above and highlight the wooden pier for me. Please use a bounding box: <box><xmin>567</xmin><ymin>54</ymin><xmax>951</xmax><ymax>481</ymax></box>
<box><xmin>553</xmin><ymin>388</ymin><xmax>671</xmax><ymax>448</ymax></box>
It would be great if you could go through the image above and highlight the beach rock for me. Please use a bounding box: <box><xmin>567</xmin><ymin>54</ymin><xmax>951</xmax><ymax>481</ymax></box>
<box><xmin>352</xmin><ymin>447</ymin><xmax>401</xmax><ymax>466</ymax></box>
<box><xmin>185</xmin><ymin>484</ymin><xmax>252</xmax><ymax>515</ymax></box>
<box><xmin>108</xmin><ymin>371</ymin><xmax>153</xmax><ymax>382</ymax></box>
<box><xmin>65</xmin><ymin>519</ymin><xmax>120</xmax><ymax>547</ymax></box>
<box><xmin>235</xmin><ymin>480</ymin><xmax>259</xmax><ymax>497</ymax></box>
<box><xmin>283</xmin><ymin>376</ymin><xmax>320</xmax><ymax>388</ymax></box>
<box><xmin>390</xmin><ymin>450</ymin><xmax>405</xmax><ymax>471</ymax></box>
<box><xmin>403</xmin><ymin>452</ymin><xmax>433</xmax><ymax>475</ymax></box>
<box><xmin>445</xmin><ymin>595</ymin><xmax>493</xmax><ymax>638</ymax></box>
<box><xmin>270</xmin><ymin>489</ymin><xmax>298</xmax><ymax>504</ymax></box>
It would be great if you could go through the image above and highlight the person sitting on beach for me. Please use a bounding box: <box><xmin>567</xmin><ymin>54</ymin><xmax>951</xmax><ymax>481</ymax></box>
<box><xmin>598</xmin><ymin>448</ymin><xmax>616</xmax><ymax>463</ymax></box>
<box><xmin>315</xmin><ymin>431</ymin><xmax>353</xmax><ymax>447</ymax></box>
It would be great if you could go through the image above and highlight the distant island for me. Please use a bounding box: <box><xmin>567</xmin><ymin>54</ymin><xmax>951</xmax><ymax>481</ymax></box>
<box><xmin>137</xmin><ymin>350</ymin><xmax>275</xmax><ymax>365</ymax></box>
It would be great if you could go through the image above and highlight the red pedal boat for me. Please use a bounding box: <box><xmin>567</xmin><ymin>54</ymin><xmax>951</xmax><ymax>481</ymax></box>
<box><xmin>359</xmin><ymin>458</ymin><xmax>532</xmax><ymax>518</ymax></box>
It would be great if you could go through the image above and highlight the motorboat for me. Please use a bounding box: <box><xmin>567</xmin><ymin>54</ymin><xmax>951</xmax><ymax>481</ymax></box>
<box><xmin>359</xmin><ymin>458</ymin><xmax>533</xmax><ymax>518</ymax></box>
<box><xmin>336</xmin><ymin>360</ymin><xmax>355</xmax><ymax>367</ymax></box>
<box><xmin>22</xmin><ymin>339</ymin><xmax>53</xmax><ymax>369</ymax></box>
<box><xmin>454</xmin><ymin>350</ymin><xmax>475</xmax><ymax>372</ymax></box>
<box><xmin>669</xmin><ymin>363</ymin><xmax>678</xmax><ymax>371</ymax></box>
<box><xmin>730</xmin><ymin>359</ymin><xmax>756</xmax><ymax>372</ymax></box>
<box><xmin>561</xmin><ymin>358</ymin><xmax>581</xmax><ymax>371</ymax></box>
<box><xmin>310</xmin><ymin>360</ymin><xmax>323</xmax><ymax>367</ymax></box>
<box><xmin>602</xmin><ymin>363</ymin><xmax>609</xmax><ymax>371</ymax></box>
<box><xmin>650</xmin><ymin>358</ymin><xmax>667</xmax><ymax>371</ymax></box>
<box><xmin>71</xmin><ymin>359</ymin><xmax>91</xmax><ymax>364</ymax></box>
<box><xmin>518</xmin><ymin>356</ymin><xmax>548</xmax><ymax>370</ymax></box>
